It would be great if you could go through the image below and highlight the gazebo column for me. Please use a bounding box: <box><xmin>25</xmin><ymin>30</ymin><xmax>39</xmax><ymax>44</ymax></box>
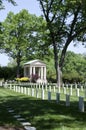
<box><xmin>38</xmin><ymin>67</ymin><xmax>41</xmax><ymax>78</ymax></box>
<box><xmin>30</xmin><ymin>66</ymin><xmax>32</xmax><ymax>77</ymax></box>
<box><xmin>33</xmin><ymin>67</ymin><xmax>35</xmax><ymax>75</ymax></box>
<box><xmin>41</xmin><ymin>67</ymin><xmax>43</xmax><ymax>80</ymax></box>
<box><xmin>44</xmin><ymin>67</ymin><xmax>46</xmax><ymax>80</ymax></box>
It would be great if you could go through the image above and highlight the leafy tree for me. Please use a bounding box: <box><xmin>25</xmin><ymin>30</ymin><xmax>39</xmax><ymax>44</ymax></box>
<box><xmin>0</xmin><ymin>9</ymin><xmax>45</xmax><ymax>77</ymax></box>
<box><xmin>37</xmin><ymin>0</ymin><xmax>86</xmax><ymax>86</ymax></box>
<box><xmin>0</xmin><ymin>0</ymin><xmax>16</xmax><ymax>10</ymax></box>
<box><xmin>63</xmin><ymin>51</ymin><xmax>86</xmax><ymax>83</ymax></box>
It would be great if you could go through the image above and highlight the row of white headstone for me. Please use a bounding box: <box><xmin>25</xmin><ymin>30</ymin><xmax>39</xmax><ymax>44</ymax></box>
<box><xmin>5</xmin><ymin>82</ymin><xmax>86</xmax><ymax>98</ymax></box>
<box><xmin>4</xmin><ymin>83</ymin><xmax>85</xmax><ymax>112</ymax></box>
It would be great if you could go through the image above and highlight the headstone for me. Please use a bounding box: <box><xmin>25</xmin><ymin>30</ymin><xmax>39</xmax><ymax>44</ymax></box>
<box><xmin>31</xmin><ymin>88</ymin><xmax>34</xmax><ymax>97</ymax></box>
<box><xmin>42</xmin><ymin>84</ymin><xmax>44</xmax><ymax>90</ymax></box>
<box><xmin>21</xmin><ymin>87</ymin><xmax>23</xmax><ymax>93</ymax></box>
<box><xmin>66</xmin><ymin>94</ymin><xmax>70</xmax><ymax>106</ymax></box>
<box><xmin>63</xmin><ymin>87</ymin><xmax>66</xmax><ymax>94</ymax></box>
<box><xmin>76</xmin><ymin>88</ymin><xmax>79</xmax><ymax>97</ymax></box>
<box><xmin>45</xmin><ymin>85</ymin><xmax>47</xmax><ymax>91</ymax></box>
<box><xmin>27</xmin><ymin>88</ymin><xmax>30</xmax><ymax>95</ymax></box>
<box><xmin>14</xmin><ymin>115</ymin><xmax>21</xmax><ymax>118</ymax></box>
<box><xmin>0</xmin><ymin>81</ymin><xmax>3</xmax><ymax>86</ymax></box>
<box><xmin>66</xmin><ymin>84</ymin><xmax>68</xmax><ymax>89</ymax></box>
<box><xmin>48</xmin><ymin>91</ymin><xmax>51</xmax><ymax>101</ymax></box>
<box><xmin>56</xmin><ymin>93</ymin><xmax>60</xmax><ymax>103</ymax></box>
<box><xmin>20</xmin><ymin>122</ymin><xmax>31</xmax><ymax>126</ymax></box>
<box><xmin>49</xmin><ymin>86</ymin><xmax>51</xmax><ymax>92</ymax></box>
<box><xmin>10</xmin><ymin>84</ymin><xmax>12</xmax><ymax>90</ymax></box>
<box><xmin>53</xmin><ymin>86</ymin><xmax>56</xmax><ymax>92</ymax></box>
<box><xmin>17</xmin><ymin>118</ymin><xmax>25</xmax><ymax>121</ymax></box>
<box><xmin>81</xmin><ymin>86</ymin><xmax>83</xmax><ymax>91</ymax></box>
<box><xmin>19</xmin><ymin>86</ymin><xmax>21</xmax><ymax>93</ymax></box>
<box><xmin>24</xmin><ymin>87</ymin><xmax>27</xmax><ymax>94</ymax></box>
<box><xmin>62</xmin><ymin>83</ymin><xmax>64</xmax><ymax>88</ymax></box>
<box><xmin>24</xmin><ymin>126</ymin><xmax>36</xmax><ymax>130</ymax></box>
<box><xmin>8</xmin><ymin>110</ymin><xmax>14</xmax><ymax>113</ymax></box>
<box><xmin>84</xmin><ymin>88</ymin><xmax>86</xmax><ymax>98</ymax></box>
<box><xmin>79</xmin><ymin>96</ymin><xmax>84</xmax><ymax>112</ymax></box>
<box><xmin>75</xmin><ymin>83</ymin><xmax>77</xmax><ymax>89</ymax></box>
<box><xmin>41</xmin><ymin>89</ymin><xmax>44</xmax><ymax>100</ymax></box>
<box><xmin>36</xmin><ymin>89</ymin><xmax>39</xmax><ymax>98</ymax></box>
<box><xmin>58</xmin><ymin>87</ymin><xmax>60</xmax><ymax>93</ymax></box>
<box><xmin>38</xmin><ymin>84</ymin><xmax>40</xmax><ymax>89</ymax></box>
<box><xmin>69</xmin><ymin>86</ymin><xmax>72</xmax><ymax>96</ymax></box>
<box><xmin>4</xmin><ymin>82</ymin><xmax>7</xmax><ymax>88</ymax></box>
<box><xmin>13</xmin><ymin>85</ymin><xmax>16</xmax><ymax>91</ymax></box>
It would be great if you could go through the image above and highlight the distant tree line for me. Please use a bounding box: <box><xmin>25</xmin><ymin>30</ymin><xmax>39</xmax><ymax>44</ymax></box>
<box><xmin>0</xmin><ymin>51</ymin><xmax>86</xmax><ymax>83</ymax></box>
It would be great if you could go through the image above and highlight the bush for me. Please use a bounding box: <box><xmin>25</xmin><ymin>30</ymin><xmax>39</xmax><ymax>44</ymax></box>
<box><xmin>15</xmin><ymin>77</ymin><xmax>30</xmax><ymax>82</ymax></box>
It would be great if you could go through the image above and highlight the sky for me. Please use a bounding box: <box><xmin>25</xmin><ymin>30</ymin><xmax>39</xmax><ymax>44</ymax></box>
<box><xmin>0</xmin><ymin>0</ymin><xmax>86</xmax><ymax>66</ymax></box>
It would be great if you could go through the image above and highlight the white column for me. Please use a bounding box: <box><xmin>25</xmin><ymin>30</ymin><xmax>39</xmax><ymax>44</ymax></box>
<box><xmin>44</xmin><ymin>67</ymin><xmax>46</xmax><ymax>80</ymax></box>
<box><xmin>30</xmin><ymin>66</ymin><xmax>32</xmax><ymax>77</ymax></box>
<box><xmin>41</xmin><ymin>67</ymin><xmax>43</xmax><ymax>80</ymax></box>
<box><xmin>38</xmin><ymin>68</ymin><xmax>41</xmax><ymax>77</ymax></box>
<box><xmin>33</xmin><ymin>67</ymin><xmax>35</xmax><ymax>75</ymax></box>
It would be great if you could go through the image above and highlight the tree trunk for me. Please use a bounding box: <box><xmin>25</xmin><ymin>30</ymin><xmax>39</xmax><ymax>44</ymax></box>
<box><xmin>16</xmin><ymin>50</ymin><xmax>21</xmax><ymax>78</ymax></box>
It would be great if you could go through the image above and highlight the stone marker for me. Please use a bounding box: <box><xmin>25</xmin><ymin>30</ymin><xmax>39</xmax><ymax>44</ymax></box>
<box><xmin>17</xmin><ymin>118</ymin><xmax>25</xmax><ymax>121</ymax></box>
<box><xmin>58</xmin><ymin>87</ymin><xmax>60</xmax><ymax>93</ymax></box>
<box><xmin>69</xmin><ymin>87</ymin><xmax>72</xmax><ymax>96</ymax></box>
<box><xmin>66</xmin><ymin>94</ymin><xmax>70</xmax><ymax>106</ymax></box>
<box><xmin>79</xmin><ymin>96</ymin><xmax>84</xmax><ymax>112</ymax></box>
<box><xmin>8</xmin><ymin>110</ymin><xmax>14</xmax><ymax>113</ymax></box>
<box><xmin>76</xmin><ymin>88</ymin><xmax>79</xmax><ymax>97</ymax></box>
<box><xmin>24</xmin><ymin>126</ymin><xmax>36</xmax><ymax>130</ymax></box>
<box><xmin>53</xmin><ymin>86</ymin><xmax>56</xmax><ymax>92</ymax></box>
<box><xmin>41</xmin><ymin>89</ymin><xmax>44</xmax><ymax>100</ymax></box>
<box><xmin>14</xmin><ymin>115</ymin><xmax>21</xmax><ymax>118</ymax></box>
<box><xmin>63</xmin><ymin>87</ymin><xmax>66</xmax><ymax>94</ymax></box>
<box><xmin>31</xmin><ymin>88</ymin><xmax>34</xmax><ymax>97</ymax></box>
<box><xmin>20</xmin><ymin>122</ymin><xmax>31</xmax><ymax>126</ymax></box>
<box><xmin>36</xmin><ymin>89</ymin><xmax>39</xmax><ymax>98</ymax></box>
<box><xmin>48</xmin><ymin>91</ymin><xmax>51</xmax><ymax>101</ymax></box>
<box><xmin>56</xmin><ymin>93</ymin><xmax>60</xmax><ymax>103</ymax></box>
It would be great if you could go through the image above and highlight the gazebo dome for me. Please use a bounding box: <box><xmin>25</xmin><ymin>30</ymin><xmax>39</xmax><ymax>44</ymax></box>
<box><xmin>24</xmin><ymin>59</ymin><xmax>47</xmax><ymax>83</ymax></box>
<box><xmin>24</xmin><ymin>59</ymin><xmax>46</xmax><ymax>66</ymax></box>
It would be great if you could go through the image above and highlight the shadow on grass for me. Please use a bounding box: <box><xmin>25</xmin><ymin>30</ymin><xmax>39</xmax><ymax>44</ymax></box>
<box><xmin>0</xmin><ymin>88</ymin><xmax>86</xmax><ymax>130</ymax></box>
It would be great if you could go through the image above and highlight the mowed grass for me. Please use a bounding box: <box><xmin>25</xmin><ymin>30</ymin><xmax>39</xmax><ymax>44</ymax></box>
<box><xmin>0</xmin><ymin>87</ymin><xmax>86</xmax><ymax>130</ymax></box>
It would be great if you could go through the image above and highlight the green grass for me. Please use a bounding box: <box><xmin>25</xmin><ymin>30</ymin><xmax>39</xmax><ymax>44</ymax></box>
<box><xmin>0</xmin><ymin>87</ymin><xmax>86</xmax><ymax>130</ymax></box>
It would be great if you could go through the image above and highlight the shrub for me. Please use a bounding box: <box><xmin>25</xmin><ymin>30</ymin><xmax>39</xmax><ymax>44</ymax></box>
<box><xmin>15</xmin><ymin>77</ymin><xmax>29</xmax><ymax>82</ymax></box>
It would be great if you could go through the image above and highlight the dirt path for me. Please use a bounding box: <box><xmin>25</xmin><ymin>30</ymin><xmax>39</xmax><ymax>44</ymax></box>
<box><xmin>0</xmin><ymin>126</ymin><xmax>24</xmax><ymax>130</ymax></box>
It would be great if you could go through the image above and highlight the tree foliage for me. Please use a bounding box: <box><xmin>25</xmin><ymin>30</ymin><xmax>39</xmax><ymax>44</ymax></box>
<box><xmin>37</xmin><ymin>0</ymin><xmax>86</xmax><ymax>84</ymax></box>
<box><xmin>0</xmin><ymin>9</ymin><xmax>45</xmax><ymax>77</ymax></box>
<box><xmin>44</xmin><ymin>50</ymin><xmax>86</xmax><ymax>83</ymax></box>
<box><xmin>0</xmin><ymin>0</ymin><xmax>16</xmax><ymax>10</ymax></box>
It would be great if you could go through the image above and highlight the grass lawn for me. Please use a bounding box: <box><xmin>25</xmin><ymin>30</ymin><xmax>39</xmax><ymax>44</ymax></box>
<box><xmin>0</xmin><ymin>87</ymin><xmax>86</xmax><ymax>130</ymax></box>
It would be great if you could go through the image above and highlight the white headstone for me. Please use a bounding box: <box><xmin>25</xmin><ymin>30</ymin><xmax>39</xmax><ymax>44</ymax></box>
<box><xmin>56</xmin><ymin>93</ymin><xmax>60</xmax><ymax>103</ymax></box>
<box><xmin>48</xmin><ymin>91</ymin><xmax>51</xmax><ymax>101</ymax></box>
<box><xmin>79</xmin><ymin>97</ymin><xmax>84</xmax><ymax>112</ymax></box>
<box><xmin>66</xmin><ymin>94</ymin><xmax>70</xmax><ymax>106</ymax></box>
<box><xmin>41</xmin><ymin>89</ymin><xmax>44</xmax><ymax>100</ymax></box>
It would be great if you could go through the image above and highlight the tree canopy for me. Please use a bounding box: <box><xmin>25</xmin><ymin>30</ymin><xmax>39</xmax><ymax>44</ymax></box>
<box><xmin>0</xmin><ymin>9</ymin><xmax>46</xmax><ymax>77</ymax></box>
<box><xmin>0</xmin><ymin>0</ymin><xmax>16</xmax><ymax>10</ymax></box>
<box><xmin>37</xmin><ymin>0</ymin><xmax>86</xmax><ymax>84</ymax></box>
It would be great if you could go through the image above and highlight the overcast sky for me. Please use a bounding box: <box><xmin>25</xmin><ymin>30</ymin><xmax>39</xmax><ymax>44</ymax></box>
<box><xmin>0</xmin><ymin>0</ymin><xmax>86</xmax><ymax>66</ymax></box>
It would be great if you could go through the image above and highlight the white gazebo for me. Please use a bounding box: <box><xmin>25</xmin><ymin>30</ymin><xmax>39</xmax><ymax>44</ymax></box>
<box><xmin>24</xmin><ymin>59</ymin><xmax>47</xmax><ymax>83</ymax></box>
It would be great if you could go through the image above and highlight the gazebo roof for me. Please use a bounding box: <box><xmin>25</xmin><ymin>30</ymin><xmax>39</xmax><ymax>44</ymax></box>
<box><xmin>24</xmin><ymin>59</ymin><xmax>46</xmax><ymax>66</ymax></box>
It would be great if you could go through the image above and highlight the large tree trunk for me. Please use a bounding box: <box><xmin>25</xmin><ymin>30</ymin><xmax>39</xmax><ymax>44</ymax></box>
<box><xmin>16</xmin><ymin>50</ymin><xmax>21</xmax><ymax>78</ymax></box>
